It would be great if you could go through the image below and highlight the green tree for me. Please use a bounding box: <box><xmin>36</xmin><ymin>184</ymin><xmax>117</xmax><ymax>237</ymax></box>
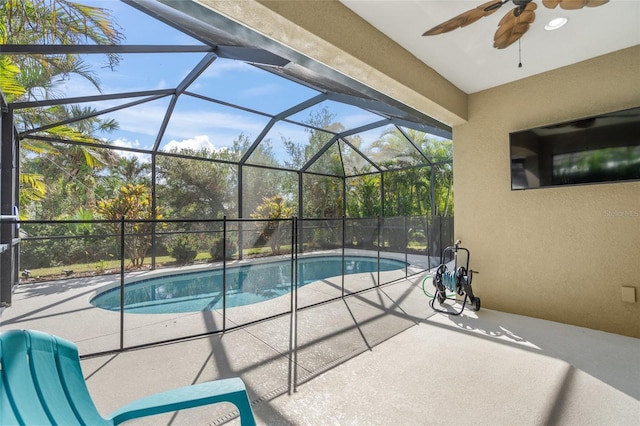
<box><xmin>2</xmin><ymin>0</ymin><xmax>123</xmax><ymax>93</ymax></box>
<box><xmin>346</xmin><ymin>174</ymin><xmax>381</xmax><ymax>218</ymax></box>
<box><xmin>239</xmin><ymin>134</ymin><xmax>289</xmax><ymax>216</ymax></box>
<box><xmin>95</xmin><ymin>183</ymin><xmax>161</xmax><ymax>268</ymax></box>
<box><xmin>418</xmin><ymin>134</ymin><xmax>453</xmax><ymax>216</ymax></box>
<box><xmin>156</xmin><ymin>148</ymin><xmax>237</xmax><ymax>219</ymax></box>
<box><xmin>1</xmin><ymin>0</ymin><xmax>124</xmax><ymax>218</ymax></box>
<box><xmin>250</xmin><ymin>195</ymin><xmax>294</xmax><ymax>254</ymax></box>
<box><xmin>99</xmin><ymin>155</ymin><xmax>151</xmax><ymax>201</ymax></box>
<box><xmin>20</xmin><ymin>120</ymin><xmax>118</xmax><ymax>219</ymax></box>
<box><xmin>372</xmin><ymin>127</ymin><xmax>453</xmax><ymax>217</ymax></box>
<box><xmin>284</xmin><ymin>107</ymin><xmax>345</xmax><ymax>218</ymax></box>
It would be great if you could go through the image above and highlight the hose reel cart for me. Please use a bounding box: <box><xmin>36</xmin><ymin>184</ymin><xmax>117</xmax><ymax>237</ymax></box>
<box><xmin>430</xmin><ymin>240</ymin><xmax>481</xmax><ymax>315</ymax></box>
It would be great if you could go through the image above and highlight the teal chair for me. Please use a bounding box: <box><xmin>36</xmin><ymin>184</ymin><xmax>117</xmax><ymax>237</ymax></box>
<box><xmin>0</xmin><ymin>329</ymin><xmax>256</xmax><ymax>425</ymax></box>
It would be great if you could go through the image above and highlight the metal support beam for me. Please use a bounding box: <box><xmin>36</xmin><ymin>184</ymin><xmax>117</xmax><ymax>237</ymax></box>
<box><xmin>152</xmin><ymin>94</ymin><xmax>179</xmax><ymax>152</ymax></box>
<box><xmin>0</xmin><ymin>44</ymin><xmax>213</xmax><ymax>55</ymax></box>
<box><xmin>298</xmin><ymin>172</ymin><xmax>304</xmax><ymax>252</ymax></box>
<box><xmin>12</xmin><ymin>89</ymin><xmax>175</xmax><ymax>110</ymax></box>
<box><xmin>240</xmin><ymin>94</ymin><xmax>327</xmax><ymax>165</ymax></box>
<box><xmin>19</xmin><ymin>94</ymin><xmax>172</xmax><ymax>138</ymax></box>
<box><xmin>1</xmin><ymin>102</ymin><xmax>17</xmax><ymax>306</ymax></box>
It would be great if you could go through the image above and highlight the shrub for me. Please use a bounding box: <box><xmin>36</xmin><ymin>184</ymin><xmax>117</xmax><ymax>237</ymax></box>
<box><xmin>167</xmin><ymin>234</ymin><xmax>199</xmax><ymax>264</ymax></box>
<box><xmin>210</xmin><ymin>237</ymin><xmax>237</xmax><ymax>260</ymax></box>
<box><xmin>310</xmin><ymin>227</ymin><xmax>338</xmax><ymax>249</ymax></box>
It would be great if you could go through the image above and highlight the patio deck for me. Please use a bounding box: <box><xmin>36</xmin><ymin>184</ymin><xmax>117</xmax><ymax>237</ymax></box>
<box><xmin>1</xmin><ymin>266</ymin><xmax>638</xmax><ymax>425</ymax></box>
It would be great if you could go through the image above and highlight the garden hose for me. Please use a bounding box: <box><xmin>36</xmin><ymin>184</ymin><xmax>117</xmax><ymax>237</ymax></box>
<box><xmin>421</xmin><ymin>274</ymin><xmax>454</xmax><ymax>299</ymax></box>
<box><xmin>442</xmin><ymin>270</ymin><xmax>458</xmax><ymax>292</ymax></box>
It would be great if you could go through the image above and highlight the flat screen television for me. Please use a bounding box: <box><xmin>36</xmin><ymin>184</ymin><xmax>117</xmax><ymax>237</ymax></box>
<box><xmin>509</xmin><ymin>107</ymin><xmax>640</xmax><ymax>190</ymax></box>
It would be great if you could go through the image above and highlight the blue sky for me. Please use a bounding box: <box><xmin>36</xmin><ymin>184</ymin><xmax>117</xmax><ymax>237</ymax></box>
<box><xmin>53</xmin><ymin>1</ymin><xmax>441</xmax><ymax>165</ymax></box>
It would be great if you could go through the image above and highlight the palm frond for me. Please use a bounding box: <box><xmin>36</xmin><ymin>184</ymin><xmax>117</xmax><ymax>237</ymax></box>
<box><xmin>19</xmin><ymin>172</ymin><xmax>46</xmax><ymax>202</ymax></box>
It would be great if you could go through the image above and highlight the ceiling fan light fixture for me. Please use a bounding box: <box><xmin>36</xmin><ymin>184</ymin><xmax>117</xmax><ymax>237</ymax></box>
<box><xmin>545</xmin><ymin>16</ymin><xmax>568</xmax><ymax>30</ymax></box>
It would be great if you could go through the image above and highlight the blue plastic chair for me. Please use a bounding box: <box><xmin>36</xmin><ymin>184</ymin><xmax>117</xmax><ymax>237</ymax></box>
<box><xmin>0</xmin><ymin>329</ymin><xmax>256</xmax><ymax>425</ymax></box>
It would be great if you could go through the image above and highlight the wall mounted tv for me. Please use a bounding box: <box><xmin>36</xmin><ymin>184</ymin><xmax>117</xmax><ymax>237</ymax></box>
<box><xmin>510</xmin><ymin>107</ymin><xmax>640</xmax><ymax>190</ymax></box>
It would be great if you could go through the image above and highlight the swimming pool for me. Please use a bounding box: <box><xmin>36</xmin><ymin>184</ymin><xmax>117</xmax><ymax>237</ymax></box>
<box><xmin>90</xmin><ymin>256</ymin><xmax>406</xmax><ymax>314</ymax></box>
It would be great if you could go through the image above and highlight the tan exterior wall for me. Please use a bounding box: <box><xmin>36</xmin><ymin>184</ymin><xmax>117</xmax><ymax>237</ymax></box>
<box><xmin>454</xmin><ymin>46</ymin><xmax>640</xmax><ymax>338</ymax></box>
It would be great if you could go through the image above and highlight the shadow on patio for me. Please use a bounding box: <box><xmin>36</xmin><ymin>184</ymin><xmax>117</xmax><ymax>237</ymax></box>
<box><xmin>62</xmin><ymin>276</ymin><xmax>640</xmax><ymax>425</ymax></box>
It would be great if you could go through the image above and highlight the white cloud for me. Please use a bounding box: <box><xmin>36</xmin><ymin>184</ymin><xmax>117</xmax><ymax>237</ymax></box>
<box><xmin>163</xmin><ymin>135</ymin><xmax>216</xmax><ymax>153</ymax></box>
<box><xmin>111</xmin><ymin>138</ymin><xmax>152</xmax><ymax>163</ymax></box>
<box><xmin>112</xmin><ymin>138</ymin><xmax>140</xmax><ymax>150</ymax></box>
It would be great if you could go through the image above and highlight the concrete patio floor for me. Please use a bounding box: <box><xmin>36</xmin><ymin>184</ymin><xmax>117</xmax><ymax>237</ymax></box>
<box><xmin>2</xmin><ymin>268</ymin><xmax>639</xmax><ymax>425</ymax></box>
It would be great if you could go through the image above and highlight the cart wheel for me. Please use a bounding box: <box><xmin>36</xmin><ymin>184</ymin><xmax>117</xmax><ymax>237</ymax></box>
<box><xmin>472</xmin><ymin>297</ymin><xmax>481</xmax><ymax>311</ymax></box>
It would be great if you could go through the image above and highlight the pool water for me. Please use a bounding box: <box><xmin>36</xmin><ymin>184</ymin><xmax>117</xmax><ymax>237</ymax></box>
<box><xmin>90</xmin><ymin>256</ymin><xmax>406</xmax><ymax>314</ymax></box>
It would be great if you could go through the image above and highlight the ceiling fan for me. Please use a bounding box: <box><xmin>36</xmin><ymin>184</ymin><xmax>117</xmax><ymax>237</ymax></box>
<box><xmin>423</xmin><ymin>0</ymin><xmax>609</xmax><ymax>49</ymax></box>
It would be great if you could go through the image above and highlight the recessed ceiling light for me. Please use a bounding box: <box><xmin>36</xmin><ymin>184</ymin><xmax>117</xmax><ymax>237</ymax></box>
<box><xmin>545</xmin><ymin>17</ymin><xmax>568</xmax><ymax>31</ymax></box>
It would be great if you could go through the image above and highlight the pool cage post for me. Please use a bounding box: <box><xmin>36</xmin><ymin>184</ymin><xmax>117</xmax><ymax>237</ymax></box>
<box><xmin>404</xmin><ymin>216</ymin><xmax>408</xmax><ymax>278</ymax></box>
<box><xmin>288</xmin><ymin>216</ymin><xmax>299</xmax><ymax>394</ymax></box>
<box><xmin>150</xmin><ymin>154</ymin><xmax>157</xmax><ymax>270</ymax></box>
<box><xmin>119</xmin><ymin>216</ymin><xmax>125</xmax><ymax>350</ymax></box>
<box><xmin>341</xmin><ymin>215</ymin><xmax>346</xmax><ymax>297</ymax></box>
<box><xmin>377</xmin><ymin>216</ymin><xmax>381</xmax><ymax>287</ymax></box>
<box><xmin>222</xmin><ymin>215</ymin><xmax>227</xmax><ymax>332</ymax></box>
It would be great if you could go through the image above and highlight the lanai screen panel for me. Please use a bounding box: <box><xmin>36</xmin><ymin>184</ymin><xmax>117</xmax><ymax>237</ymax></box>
<box><xmin>344</xmin><ymin>124</ymin><xmax>426</xmax><ymax>171</ymax></box>
<box><xmin>157</xmin><ymin>94</ymin><xmax>272</xmax><ymax>160</ymax></box>
<box><xmin>305</xmin><ymin>142</ymin><xmax>345</xmax><ymax>177</ymax></box>
<box><xmin>245</xmin><ymin>120</ymin><xmax>334</xmax><ymax>170</ymax></box>
<box><xmin>156</xmin><ymin>155</ymin><xmax>238</xmax><ymax>220</ymax></box>
<box><xmin>186</xmin><ymin>57</ymin><xmax>319</xmax><ymax>115</ymax></box>
<box><xmin>17</xmin><ymin>96</ymin><xmax>174</xmax><ymax>153</ymax></box>
<box><xmin>302</xmin><ymin>173</ymin><xmax>343</xmax><ymax>219</ymax></box>
<box><xmin>287</xmin><ymin>99</ymin><xmax>383</xmax><ymax>134</ymax></box>
<box><xmin>241</xmin><ymin>165</ymin><xmax>298</xmax><ymax>220</ymax></box>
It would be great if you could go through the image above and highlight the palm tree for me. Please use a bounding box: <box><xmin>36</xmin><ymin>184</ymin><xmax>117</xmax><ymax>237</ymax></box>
<box><xmin>3</xmin><ymin>0</ymin><xmax>123</xmax><ymax>91</ymax></box>
<box><xmin>0</xmin><ymin>0</ymin><xmax>125</xmax><ymax>218</ymax></box>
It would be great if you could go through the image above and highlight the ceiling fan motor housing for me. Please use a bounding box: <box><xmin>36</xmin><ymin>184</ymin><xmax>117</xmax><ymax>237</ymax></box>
<box><xmin>512</xmin><ymin>0</ymin><xmax>533</xmax><ymax>16</ymax></box>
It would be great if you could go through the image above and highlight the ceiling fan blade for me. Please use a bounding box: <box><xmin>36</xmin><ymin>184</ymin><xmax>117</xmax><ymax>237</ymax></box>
<box><xmin>494</xmin><ymin>24</ymin><xmax>531</xmax><ymax>48</ymax></box>
<box><xmin>517</xmin><ymin>10</ymin><xmax>536</xmax><ymax>24</ymax></box>
<box><xmin>584</xmin><ymin>0</ymin><xmax>609</xmax><ymax>7</ymax></box>
<box><xmin>557</xmin><ymin>0</ymin><xmax>589</xmax><ymax>10</ymax></box>
<box><xmin>494</xmin><ymin>4</ymin><xmax>536</xmax><ymax>49</ymax></box>
<box><xmin>423</xmin><ymin>0</ymin><xmax>505</xmax><ymax>36</ymax></box>
<box><xmin>543</xmin><ymin>0</ymin><xmax>607</xmax><ymax>9</ymax></box>
<box><xmin>557</xmin><ymin>0</ymin><xmax>609</xmax><ymax>9</ymax></box>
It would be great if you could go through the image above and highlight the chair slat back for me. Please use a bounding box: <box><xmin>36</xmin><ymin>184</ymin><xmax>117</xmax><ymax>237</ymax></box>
<box><xmin>0</xmin><ymin>335</ymin><xmax>22</xmax><ymax>425</ymax></box>
<box><xmin>0</xmin><ymin>330</ymin><xmax>107</xmax><ymax>425</ymax></box>
<box><xmin>1</xmin><ymin>330</ymin><xmax>53</xmax><ymax>424</ymax></box>
<box><xmin>53</xmin><ymin>333</ymin><xmax>109</xmax><ymax>425</ymax></box>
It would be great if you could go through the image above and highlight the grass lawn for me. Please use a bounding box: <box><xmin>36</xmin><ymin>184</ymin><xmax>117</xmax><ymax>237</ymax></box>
<box><xmin>22</xmin><ymin>246</ymin><xmax>279</xmax><ymax>281</ymax></box>
<box><xmin>21</xmin><ymin>242</ymin><xmax>426</xmax><ymax>282</ymax></box>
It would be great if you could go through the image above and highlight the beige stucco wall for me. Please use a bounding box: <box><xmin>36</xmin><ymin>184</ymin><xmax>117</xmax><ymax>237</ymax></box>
<box><xmin>454</xmin><ymin>46</ymin><xmax>640</xmax><ymax>338</ymax></box>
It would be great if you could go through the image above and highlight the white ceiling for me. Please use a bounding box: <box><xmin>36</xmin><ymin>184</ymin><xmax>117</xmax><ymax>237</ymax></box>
<box><xmin>341</xmin><ymin>0</ymin><xmax>640</xmax><ymax>94</ymax></box>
